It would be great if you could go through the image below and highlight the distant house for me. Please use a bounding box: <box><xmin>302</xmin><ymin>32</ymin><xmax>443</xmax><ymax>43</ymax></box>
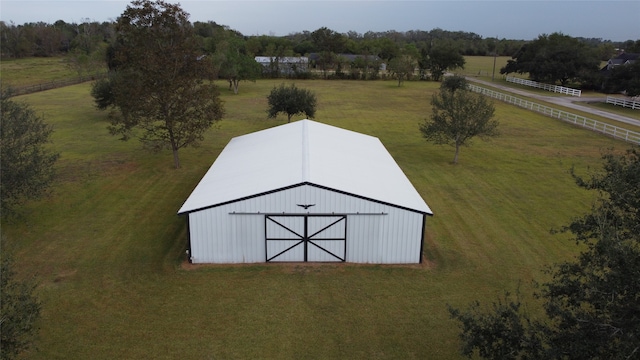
<box><xmin>254</xmin><ymin>56</ymin><xmax>309</xmax><ymax>76</ymax></box>
<box><xmin>599</xmin><ymin>52</ymin><xmax>639</xmax><ymax>93</ymax></box>
<box><xmin>601</xmin><ymin>52</ymin><xmax>639</xmax><ymax>72</ymax></box>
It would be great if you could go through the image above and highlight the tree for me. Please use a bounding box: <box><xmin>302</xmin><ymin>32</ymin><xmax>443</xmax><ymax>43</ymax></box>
<box><xmin>100</xmin><ymin>0</ymin><xmax>224</xmax><ymax>169</ymax></box>
<box><xmin>0</xmin><ymin>93</ymin><xmax>59</xmax><ymax>215</ymax></box>
<box><xmin>419</xmin><ymin>76</ymin><xmax>498</xmax><ymax>164</ymax></box>
<box><xmin>373</xmin><ymin>37</ymin><xmax>400</xmax><ymax>63</ymax></box>
<box><xmin>64</xmin><ymin>46</ymin><xmax>106</xmax><ymax>80</ymax></box>
<box><xmin>603</xmin><ymin>61</ymin><xmax>640</xmax><ymax>97</ymax></box>
<box><xmin>500</xmin><ymin>33</ymin><xmax>600</xmax><ymax>86</ymax></box>
<box><xmin>0</xmin><ymin>21</ymin><xmax>33</xmax><ymax>58</ymax></box>
<box><xmin>228</xmin><ymin>53</ymin><xmax>262</xmax><ymax>93</ymax></box>
<box><xmin>266</xmin><ymin>83</ymin><xmax>317</xmax><ymax>123</ymax></box>
<box><xmin>351</xmin><ymin>49</ymin><xmax>382</xmax><ymax>80</ymax></box>
<box><xmin>311</xmin><ymin>27</ymin><xmax>345</xmax><ymax>79</ymax></box>
<box><xmin>90</xmin><ymin>74</ymin><xmax>116</xmax><ymax>110</ymax></box>
<box><xmin>621</xmin><ymin>39</ymin><xmax>640</xmax><ymax>53</ymax></box>
<box><xmin>216</xmin><ymin>42</ymin><xmax>263</xmax><ymax>94</ymax></box>
<box><xmin>440</xmin><ymin>74</ymin><xmax>468</xmax><ymax>92</ymax></box>
<box><xmin>0</xmin><ymin>254</ymin><xmax>42</xmax><ymax>360</ymax></box>
<box><xmin>388</xmin><ymin>54</ymin><xmax>417</xmax><ymax>86</ymax></box>
<box><xmin>422</xmin><ymin>42</ymin><xmax>466</xmax><ymax>81</ymax></box>
<box><xmin>448</xmin><ymin>149</ymin><xmax>640</xmax><ymax>359</ymax></box>
<box><xmin>447</xmin><ymin>290</ymin><xmax>545</xmax><ymax>360</ymax></box>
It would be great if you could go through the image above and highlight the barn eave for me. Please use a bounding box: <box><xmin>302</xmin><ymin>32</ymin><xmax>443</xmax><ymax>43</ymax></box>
<box><xmin>176</xmin><ymin>181</ymin><xmax>433</xmax><ymax>216</ymax></box>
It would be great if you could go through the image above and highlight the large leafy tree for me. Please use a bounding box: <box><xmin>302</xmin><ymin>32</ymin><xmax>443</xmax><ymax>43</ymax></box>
<box><xmin>419</xmin><ymin>76</ymin><xmax>498</xmax><ymax>164</ymax></box>
<box><xmin>448</xmin><ymin>149</ymin><xmax>640</xmax><ymax>359</ymax></box>
<box><xmin>0</xmin><ymin>254</ymin><xmax>42</xmax><ymax>360</ymax></box>
<box><xmin>102</xmin><ymin>0</ymin><xmax>224</xmax><ymax>169</ymax></box>
<box><xmin>218</xmin><ymin>52</ymin><xmax>262</xmax><ymax>94</ymax></box>
<box><xmin>621</xmin><ymin>39</ymin><xmax>640</xmax><ymax>53</ymax></box>
<box><xmin>388</xmin><ymin>54</ymin><xmax>417</xmax><ymax>87</ymax></box>
<box><xmin>215</xmin><ymin>33</ymin><xmax>263</xmax><ymax>94</ymax></box>
<box><xmin>420</xmin><ymin>42</ymin><xmax>466</xmax><ymax>81</ymax></box>
<box><xmin>0</xmin><ymin>93</ymin><xmax>59</xmax><ymax>215</ymax></box>
<box><xmin>64</xmin><ymin>46</ymin><xmax>106</xmax><ymax>81</ymax></box>
<box><xmin>603</xmin><ymin>61</ymin><xmax>640</xmax><ymax>97</ymax></box>
<box><xmin>311</xmin><ymin>27</ymin><xmax>346</xmax><ymax>79</ymax></box>
<box><xmin>500</xmin><ymin>33</ymin><xmax>600</xmax><ymax>86</ymax></box>
<box><xmin>266</xmin><ymin>83</ymin><xmax>317</xmax><ymax>123</ymax></box>
<box><xmin>0</xmin><ymin>21</ymin><xmax>33</xmax><ymax>58</ymax></box>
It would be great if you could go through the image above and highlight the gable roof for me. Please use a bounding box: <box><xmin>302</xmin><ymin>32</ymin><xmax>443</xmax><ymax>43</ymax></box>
<box><xmin>615</xmin><ymin>52</ymin><xmax>640</xmax><ymax>62</ymax></box>
<box><xmin>178</xmin><ymin>120</ymin><xmax>432</xmax><ymax>215</ymax></box>
<box><xmin>606</xmin><ymin>52</ymin><xmax>639</xmax><ymax>67</ymax></box>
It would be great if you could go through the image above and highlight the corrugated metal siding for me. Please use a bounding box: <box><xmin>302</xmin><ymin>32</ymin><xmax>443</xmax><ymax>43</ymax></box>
<box><xmin>188</xmin><ymin>184</ymin><xmax>425</xmax><ymax>264</ymax></box>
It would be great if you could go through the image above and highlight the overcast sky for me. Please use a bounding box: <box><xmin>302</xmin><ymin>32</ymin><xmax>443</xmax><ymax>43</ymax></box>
<box><xmin>1</xmin><ymin>1</ymin><xmax>638</xmax><ymax>41</ymax></box>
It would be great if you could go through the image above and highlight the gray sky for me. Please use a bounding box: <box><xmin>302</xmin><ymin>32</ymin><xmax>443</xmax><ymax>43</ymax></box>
<box><xmin>1</xmin><ymin>1</ymin><xmax>639</xmax><ymax>41</ymax></box>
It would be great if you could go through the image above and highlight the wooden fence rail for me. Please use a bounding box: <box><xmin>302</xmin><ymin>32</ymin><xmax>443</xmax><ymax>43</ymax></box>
<box><xmin>606</xmin><ymin>96</ymin><xmax>640</xmax><ymax>110</ymax></box>
<box><xmin>506</xmin><ymin>76</ymin><xmax>582</xmax><ymax>97</ymax></box>
<box><xmin>469</xmin><ymin>84</ymin><xmax>640</xmax><ymax>145</ymax></box>
<box><xmin>3</xmin><ymin>73</ymin><xmax>106</xmax><ymax>96</ymax></box>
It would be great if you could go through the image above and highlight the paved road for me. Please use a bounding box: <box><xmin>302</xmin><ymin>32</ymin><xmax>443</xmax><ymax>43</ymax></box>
<box><xmin>466</xmin><ymin>77</ymin><xmax>640</xmax><ymax>128</ymax></box>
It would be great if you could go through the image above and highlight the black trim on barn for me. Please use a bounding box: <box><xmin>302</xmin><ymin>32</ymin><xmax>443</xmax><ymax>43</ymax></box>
<box><xmin>419</xmin><ymin>214</ymin><xmax>426</xmax><ymax>264</ymax></box>
<box><xmin>186</xmin><ymin>215</ymin><xmax>193</xmax><ymax>263</ymax></box>
<box><xmin>265</xmin><ymin>214</ymin><xmax>347</xmax><ymax>263</ymax></box>
<box><xmin>178</xmin><ymin>182</ymin><xmax>433</xmax><ymax>216</ymax></box>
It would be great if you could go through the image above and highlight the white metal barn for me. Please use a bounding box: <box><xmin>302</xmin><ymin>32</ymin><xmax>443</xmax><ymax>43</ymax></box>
<box><xmin>177</xmin><ymin>120</ymin><xmax>433</xmax><ymax>264</ymax></box>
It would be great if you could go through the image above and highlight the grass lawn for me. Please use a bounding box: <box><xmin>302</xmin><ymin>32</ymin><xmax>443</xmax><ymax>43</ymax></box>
<box><xmin>460</xmin><ymin>56</ymin><xmax>513</xmax><ymax>81</ymax></box>
<box><xmin>579</xmin><ymin>100</ymin><xmax>640</xmax><ymax>121</ymax></box>
<box><xmin>0</xmin><ymin>57</ymin><xmax>82</xmax><ymax>88</ymax></box>
<box><xmin>3</xmin><ymin>78</ymin><xmax>630</xmax><ymax>359</ymax></box>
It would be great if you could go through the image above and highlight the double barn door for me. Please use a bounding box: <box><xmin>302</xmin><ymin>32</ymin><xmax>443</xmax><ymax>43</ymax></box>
<box><xmin>265</xmin><ymin>214</ymin><xmax>346</xmax><ymax>262</ymax></box>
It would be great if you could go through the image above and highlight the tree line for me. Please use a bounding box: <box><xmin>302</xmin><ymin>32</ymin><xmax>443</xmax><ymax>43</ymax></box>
<box><xmin>4</xmin><ymin>15</ymin><xmax>640</xmax><ymax>92</ymax></box>
<box><xmin>4</xmin><ymin>16</ymin><xmax>640</xmax><ymax>95</ymax></box>
<box><xmin>2</xmin><ymin>17</ymin><xmax>637</xmax><ymax>63</ymax></box>
<box><xmin>0</xmin><ymin>20</ymin><xmax>113</xmax><ymax>58</ymax></box>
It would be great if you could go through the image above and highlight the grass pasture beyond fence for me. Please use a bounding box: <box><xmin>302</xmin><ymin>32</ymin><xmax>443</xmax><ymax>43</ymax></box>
<box><xmin>2</xmin><ymin>78</ymin><xmax>631</xmax><ymax>359</ymax></box>
<box><xmin>1</xmin><ymin>57</ymin><xmax>80</xmax><ymax>88</ymax></box>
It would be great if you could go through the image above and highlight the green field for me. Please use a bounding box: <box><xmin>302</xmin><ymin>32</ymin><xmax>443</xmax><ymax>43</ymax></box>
<box><xmin>2</xmin><ymin>72</ymin><xmax>631</xmax><ymax>358</ymax></box>
<box><xmin>458</xmin><ymin>55</ymin><xmax>513</xmax><ymax>80</ymax></box>
<box><xmin>1</xmin><ymin>57</ymin><xmax>80</xmax><ymax>88</ymax></box>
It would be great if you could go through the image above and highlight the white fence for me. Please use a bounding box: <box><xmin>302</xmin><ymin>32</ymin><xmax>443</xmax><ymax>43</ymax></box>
<box><xmin>606</xmin><ymin>96</ymin><xmax>640</xmax><ymax>110</ymax></box>
<box><xmin>506</xmin><ymin>76</ymin><xmax>582</xmax><ymax>97</ymax></box>
<box><xmin>468</xmin><ymin>84</ymin><xmax>640</xmax><ymax>145</ymax></box>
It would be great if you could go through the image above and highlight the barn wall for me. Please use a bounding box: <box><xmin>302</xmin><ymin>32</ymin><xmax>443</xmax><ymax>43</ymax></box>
<box><xmin>187</xmin><ymin>184</ymin><xmax>425</xmax><ymax>264</ymax></box>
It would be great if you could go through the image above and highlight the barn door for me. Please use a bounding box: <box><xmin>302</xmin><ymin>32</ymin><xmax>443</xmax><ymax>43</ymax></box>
<box><xmin>265</xmin><ymin>215</ymin><xmax>346</xmax><ymax>262</ymax></box>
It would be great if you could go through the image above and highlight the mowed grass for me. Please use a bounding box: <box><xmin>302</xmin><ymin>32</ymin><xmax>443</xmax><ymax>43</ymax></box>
<box><xmin>581</xmin><ymin>100</ymin><xmax>640</xmax><ymax>121</ymax></box>
<box><xmin>1</xmin><ymin>57</ymin><xmax>80</xmax><ymax>88</ymax></box>
<box><xmin>459</xmin><ymin>55</ymin><xmax>513</xmax><ymax>80</ymax></box>
<box><xmin>3</xmin><ymin>79</ymin><xmax>628</xmax><ymax>359</ymax></box>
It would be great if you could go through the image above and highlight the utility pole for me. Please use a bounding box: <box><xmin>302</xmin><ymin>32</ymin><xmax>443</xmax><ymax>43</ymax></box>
<box><xmin>491</xmin><ymin>36</ymin><xmax>498</xmax><ymax>82</ymax></box>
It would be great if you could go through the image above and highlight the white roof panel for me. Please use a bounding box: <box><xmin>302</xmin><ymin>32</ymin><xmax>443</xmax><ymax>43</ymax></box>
<box><xmin>178</xmin><ymin>120</ymin><xmax>432</xmax><ymax>215</ymax></box>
